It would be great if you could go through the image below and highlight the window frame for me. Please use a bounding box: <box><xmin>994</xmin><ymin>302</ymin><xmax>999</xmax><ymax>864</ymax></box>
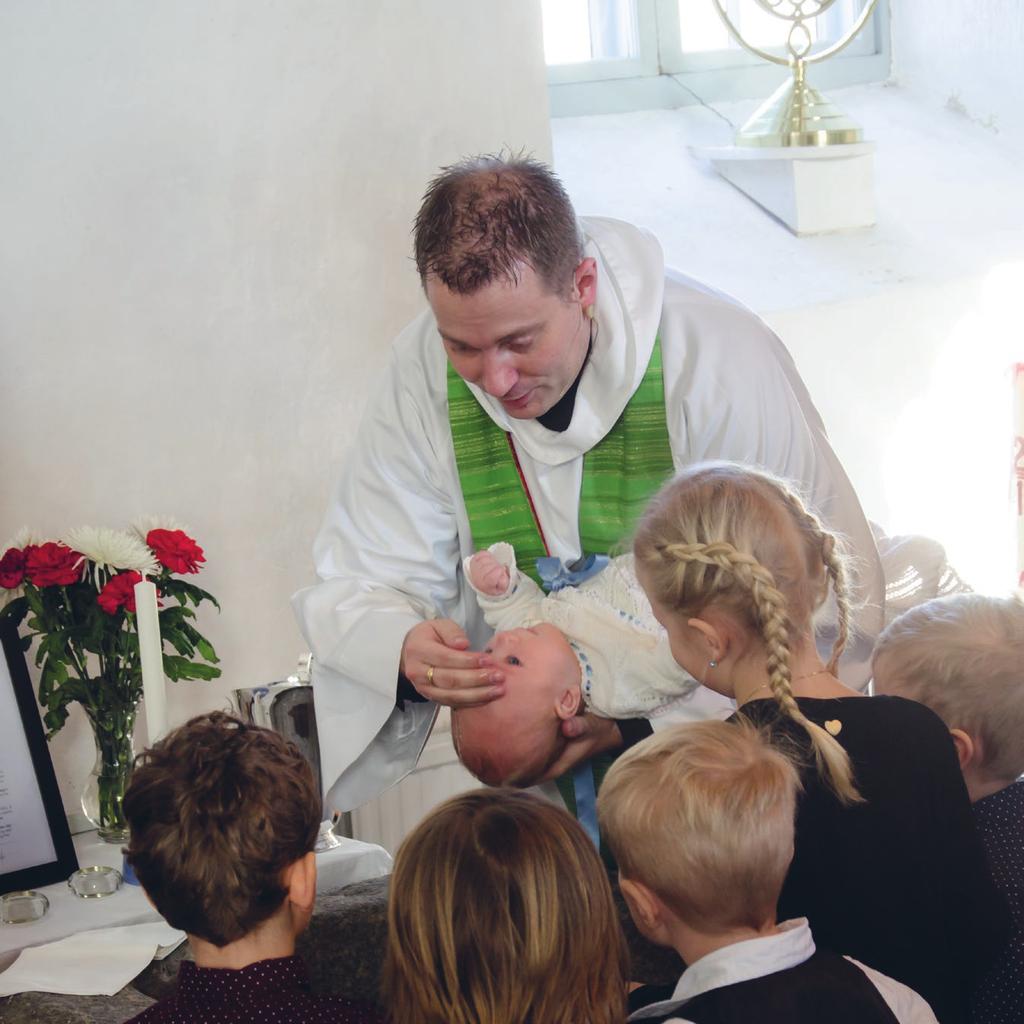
<box><xmin>545</xmin><ymin>0</ymin><xmax>891</xmax><ymax>117</ymax></box>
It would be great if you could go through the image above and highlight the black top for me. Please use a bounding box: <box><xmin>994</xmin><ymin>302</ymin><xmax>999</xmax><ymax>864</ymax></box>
<box><xmin>971</xmin><ymin>780</ymin><xmax>1024</xmax><ymax>1024</ymax></box>
<box><xmin>736</xmin><ymin>695</ymin><xmax>1009</xmax><ymax>1024</ymax></box>
<box><xmin>635</xmin><ymin>949</ymin><xmax>899</xmax><ymax>1024</ymax></box>
<box><xmin>125</xmin><ymin>956</ymin><xmax>383</xmax><ymax>1024</ymax></box>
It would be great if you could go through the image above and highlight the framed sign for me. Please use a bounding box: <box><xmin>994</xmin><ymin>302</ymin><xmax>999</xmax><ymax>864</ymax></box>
<box><xmin>0</xmin><ymin>619</ymin><xmax>79</xmax><ymax>892</ymax></box>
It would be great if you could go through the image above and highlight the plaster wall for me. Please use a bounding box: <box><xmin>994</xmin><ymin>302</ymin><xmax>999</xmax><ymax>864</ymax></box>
<box><xmin>0</xmin><ymin>0</ymin><xmax>551</xmax><ymax>818</ymax></box>
<box><xmin>890</xmin><ymin>0</ymin><xmax>1024</xmax><ymax>137</ymax></box>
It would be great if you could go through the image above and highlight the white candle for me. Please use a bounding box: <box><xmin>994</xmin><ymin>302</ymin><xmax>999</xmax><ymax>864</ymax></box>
<box><xmin>134</xmin><ymin>579</ymin><xmax>168</xmax><ymax>746</ymax></box>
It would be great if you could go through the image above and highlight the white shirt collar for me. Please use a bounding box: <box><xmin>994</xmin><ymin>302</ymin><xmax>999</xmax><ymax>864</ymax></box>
<box><xmin>461</xmin><ymin>216</ymin><xmax>665</xmax><ymax>468</ymax></box>
<box><xmin>630</xmin><ymin>919</ymin><xmax>816</xmax><ymax>1020</ymax></box>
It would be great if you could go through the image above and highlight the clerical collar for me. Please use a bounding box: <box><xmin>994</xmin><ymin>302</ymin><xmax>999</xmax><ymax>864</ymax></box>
<box><xmin>537</xmin><ymin>341</ymin><xmax>592</xmax><ymax>433</ymax></box>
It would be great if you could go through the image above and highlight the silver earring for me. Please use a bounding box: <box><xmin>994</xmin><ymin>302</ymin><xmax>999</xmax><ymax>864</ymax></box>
<box><xmin>708</xmin><ymin>659</ymin><xmax>718</xmax><ymax>669</ymax></box>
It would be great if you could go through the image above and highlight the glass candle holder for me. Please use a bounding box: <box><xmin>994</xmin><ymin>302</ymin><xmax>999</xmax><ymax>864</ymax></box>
<box><xmin>0</xmin><ymin>890</ymin><xmax>50</xmax><ymax>925</ymax></box>
<box><xmin>68</xmin><ymin>864</ymin><xmax>123</xmax><ymax>899</ymax></box>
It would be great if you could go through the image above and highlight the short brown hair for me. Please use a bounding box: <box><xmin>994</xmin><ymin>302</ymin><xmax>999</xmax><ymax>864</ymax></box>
<box><xmin>413</xmin><ymin>154</ymin><xmax>584</xmax><ymax>295</ymax></box>
<box><xmin>123</xmin><ymin>712</ymin><xmax>321</xmax><ymax>946</ymax></box>
<box><xmin>599</xmin><ymin>721</ymin><xmax>800</xmax><ymax>933</ymax></box>
<box><xmin>383</xmin><ymin>788</ymin><xmax>628</xmax><ymax>1024</ymax></box>
<box><xmin>873</xmin><ymin>593</ymin><xmax>1024</xmax><ymax>781</ymax></box>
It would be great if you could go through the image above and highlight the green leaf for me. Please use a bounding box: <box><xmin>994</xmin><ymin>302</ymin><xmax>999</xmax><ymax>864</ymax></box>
<box><xmin>195</xmin><ymin>637</ymin><xmax>219</xmax><ymax>664</ymax></box>
<box><xmin>44</xmin><ymin>705</ymin><xmax>70</xmax><ymax>737</ymax></box>
<box><xmin>162</xmin><ymin>654</ymin><xmax>221</xmax><ymax>681</ymax></box>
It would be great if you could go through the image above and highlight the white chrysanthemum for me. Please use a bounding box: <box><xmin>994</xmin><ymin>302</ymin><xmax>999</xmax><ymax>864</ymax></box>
<box><xmin>1</xmin><ymin>527</ymin><xmax>42</xmax><ymax>552</ymax></box>
<box><xmin>62</xmin><ymin>526</ymin><xmax>159</xmax><ymax>584</ymax></box>
<box><xmin>131</xmin><ymin>515</ymin><xmax>192</xmax><ymax>542</ymax></box>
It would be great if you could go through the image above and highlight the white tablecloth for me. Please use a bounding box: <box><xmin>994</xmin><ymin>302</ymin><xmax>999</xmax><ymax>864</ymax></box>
<box><xmin>0</xmin><ymin>828</ymin><xmax>392</xmax><ymax>973</ymax></box>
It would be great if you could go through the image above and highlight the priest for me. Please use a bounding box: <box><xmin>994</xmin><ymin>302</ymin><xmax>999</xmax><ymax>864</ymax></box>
<box><xmin>293</xmin><ymin>154</ymin><xmax>883</xmax><ymax>815</ymax></box>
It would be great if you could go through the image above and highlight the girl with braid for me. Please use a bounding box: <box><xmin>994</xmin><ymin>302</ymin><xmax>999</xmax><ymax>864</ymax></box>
<box><xmin>633</xmin><ymin>462</ymin><xmax>1009</xmax><ymax>1024</ymax></box>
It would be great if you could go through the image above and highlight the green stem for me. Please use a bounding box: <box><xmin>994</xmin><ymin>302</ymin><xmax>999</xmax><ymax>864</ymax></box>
<box><xmin>87</xmin><ymin>696</ymin><xmax>137</xmax><ymax>840</ymax></box>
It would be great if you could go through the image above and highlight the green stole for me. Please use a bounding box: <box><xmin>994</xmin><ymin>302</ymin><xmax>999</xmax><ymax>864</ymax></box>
<box><xmin>447</xmin><ymin>337</ymin><xmax>674</xmax><ymax>853</ymax></box>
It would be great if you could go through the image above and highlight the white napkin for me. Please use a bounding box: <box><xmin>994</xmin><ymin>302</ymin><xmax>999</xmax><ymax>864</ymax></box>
<box><xmin>0</xmin><ymin>920</ymin><xmax>186</xmax><ymax>997</ymax></box>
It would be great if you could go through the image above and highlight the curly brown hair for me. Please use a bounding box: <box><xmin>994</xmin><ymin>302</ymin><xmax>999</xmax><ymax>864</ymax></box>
<box><xmin>123</xmin><ymin>711</ymin><xmax>320</xmax><ymax>946</ymax></box>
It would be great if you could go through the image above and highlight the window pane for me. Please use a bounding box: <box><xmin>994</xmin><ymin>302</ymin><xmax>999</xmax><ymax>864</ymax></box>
<box><xmin>543</xmin><ymin>0</ymin><xmax>594</xmax><ymax>64</ymax></box>
<box><xmin>678</xmin><ymin>0</ymin><xmax>864</xmax><ymax>55</ymax></box>
<box><xmin>543</xmin><ymin>0</ymin><xmax>639</xmax><ymax>65</ymax></box>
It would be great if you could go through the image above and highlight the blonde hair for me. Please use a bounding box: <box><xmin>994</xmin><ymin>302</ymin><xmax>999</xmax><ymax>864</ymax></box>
<box><xmin>634</xmin><ymin>461</ymin><xmax>862</xmax><ymax>804</ymax></box>
<box><xmin>873</xmin><ymin>593</ymin><xmax>1024</xmax><ymax>781</ymax></box>
<box><xmin>383</xmin><ymin>789</ymin><xmax>628</xmax><ymax>1024</ymax></box>
<box><xmin>598</xmin><ymin>720</ymin><xmax>800</xmax><ymax>931</ymax></box>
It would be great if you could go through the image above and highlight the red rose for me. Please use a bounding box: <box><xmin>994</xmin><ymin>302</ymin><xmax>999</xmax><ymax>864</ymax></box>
<box><xmin>0</xmin><ymin>547</ymin><xmax>26</xmax><ymax>588</ymax></box>
<box><xmin>24</xmin><ymin>542</ymin><xmax>83</xmax><ymax>587</ymax></box>
<box><xmin>147</xmin><ymin>529</ymin><xmax>205</xmax><ymax>574</ymax></box>
<box><xmin>97</xmin><ymin>570</ymin><xmax>144</xmax><ymax>615</ymax></box>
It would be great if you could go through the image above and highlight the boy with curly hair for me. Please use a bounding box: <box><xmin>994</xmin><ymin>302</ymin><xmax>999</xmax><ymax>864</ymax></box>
<box><xmin>122</xmin><ymin>711</ymin><xmax>380</xmax><ymax>1023</ymax></box>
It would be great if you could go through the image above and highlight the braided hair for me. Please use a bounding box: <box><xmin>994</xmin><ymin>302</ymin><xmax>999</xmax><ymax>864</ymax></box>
<box><xmin>635</xmin><ymin>463</ymin><xmax>862</xmax><ymax>805</ymax></box>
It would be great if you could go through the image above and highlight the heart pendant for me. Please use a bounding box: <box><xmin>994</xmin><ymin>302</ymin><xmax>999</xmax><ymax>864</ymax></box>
<box><xmin>824</xmin><ymin>719</ymin><xmax>842</xmax><ymax>736</ymax></box>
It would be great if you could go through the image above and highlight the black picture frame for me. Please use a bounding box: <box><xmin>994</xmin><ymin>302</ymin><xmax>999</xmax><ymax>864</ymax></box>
<box><xmin>0</xmin><ymin>618</ymin><xmax>79</xmax><ymax>892</ymax></box>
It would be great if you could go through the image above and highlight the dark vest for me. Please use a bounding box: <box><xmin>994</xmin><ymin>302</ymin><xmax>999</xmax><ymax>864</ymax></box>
<box><xmin>634</xmin><ymin>951</ymin><xmax>901</xmax><ymax>1024</ymax></box>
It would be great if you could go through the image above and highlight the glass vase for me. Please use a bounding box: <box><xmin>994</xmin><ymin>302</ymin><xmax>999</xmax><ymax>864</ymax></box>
<box><xmin>81</xmin><ymin>703</ymin><xmax>138</xmax><ymax>843</ymax></box>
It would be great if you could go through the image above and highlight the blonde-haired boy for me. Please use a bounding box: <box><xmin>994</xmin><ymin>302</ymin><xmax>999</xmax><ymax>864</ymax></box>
<box><xmin>873</xmin><ymin>593</ymin><xmax>1024</xmax><ymax>1024</ymax></box>
<box><xmin>598</xmin><ymin>721</ymin><xmax>937</xmax><ymax>1024</ymax></box>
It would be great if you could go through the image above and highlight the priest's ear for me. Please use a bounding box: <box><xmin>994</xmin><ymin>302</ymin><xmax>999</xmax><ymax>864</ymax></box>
<box><xmin>571</xmin><ymin>257</ymin><xmax>598</xmax><ymax>310</ymax></box>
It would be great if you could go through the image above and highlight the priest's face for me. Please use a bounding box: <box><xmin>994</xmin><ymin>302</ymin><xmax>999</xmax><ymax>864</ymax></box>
<box><xmin>427</xmin><ymin>259</ymin><xmax>597</xmax><ymax>420</ymax></box>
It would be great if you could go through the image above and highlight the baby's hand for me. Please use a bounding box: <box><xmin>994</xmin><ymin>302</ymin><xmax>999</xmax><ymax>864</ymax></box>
<box><xmin>468</xmin><ymin>551</ymin><xmax>511</xmax><ymax>596</ymax></box>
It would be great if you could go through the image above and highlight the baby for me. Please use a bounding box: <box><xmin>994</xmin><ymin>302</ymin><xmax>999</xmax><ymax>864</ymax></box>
<box><xmin>453</xmin><ymin>543</ymin><xmax>731</xmax><ymax>786</ymax></box>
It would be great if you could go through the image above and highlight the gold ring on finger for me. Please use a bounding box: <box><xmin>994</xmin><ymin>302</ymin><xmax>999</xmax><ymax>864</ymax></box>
<box><xmin>426</xmin><ymin>665</ymin><xmax>435</xmax><ymax>685</ymax></box>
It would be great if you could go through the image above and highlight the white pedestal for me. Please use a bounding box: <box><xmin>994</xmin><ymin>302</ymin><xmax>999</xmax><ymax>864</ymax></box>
<box><xmin>692</xmin><ymin>142</ymin><xmax>876</xmax><ymax>236</ymax></box>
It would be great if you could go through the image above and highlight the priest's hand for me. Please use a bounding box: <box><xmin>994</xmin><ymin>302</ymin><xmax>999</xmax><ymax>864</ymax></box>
<box><xmin>539</xmin><ymin>713</ymin><xmax>624</xmax><ymax>782</ymax></box>
<box><xmin>401</xmin><ymin>619</ymin><xmax>506</xmax><ymax>707</ymax></box>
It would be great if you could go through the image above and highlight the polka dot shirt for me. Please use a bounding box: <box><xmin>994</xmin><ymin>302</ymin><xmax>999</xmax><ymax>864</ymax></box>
<box><xmin>124</xmin><ymin>955</ymin><xmax>384</xmax><ymax>1024</ymax></box>
<box><xmin>972</xmin><ymin>780</ymin><xmax>1024</xmax><ymax>1024</ymax></box>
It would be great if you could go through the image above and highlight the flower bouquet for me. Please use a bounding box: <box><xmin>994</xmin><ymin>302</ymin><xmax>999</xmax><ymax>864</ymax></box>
<box><xmin>0</xmin><ymin>522</ymin><xmax>220</xmax><ymax>839</ymax></box>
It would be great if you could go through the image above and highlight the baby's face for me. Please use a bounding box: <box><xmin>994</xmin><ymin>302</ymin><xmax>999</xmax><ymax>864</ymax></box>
<box><xmin>453</xmin><ymin>625</ymin><xmax>582</xmax><ymax>786</ymax></box>
<box><xmin>484</xmin><ymin>624</ymin><xmax>577</xmax><ymax>682</ymax></box>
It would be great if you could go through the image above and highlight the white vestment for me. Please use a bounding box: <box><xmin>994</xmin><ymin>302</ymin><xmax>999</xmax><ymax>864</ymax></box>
<box><xmin>292</xmin><ymin>217</ymin><xmax>884</xmax><ymax>812</ymax></box>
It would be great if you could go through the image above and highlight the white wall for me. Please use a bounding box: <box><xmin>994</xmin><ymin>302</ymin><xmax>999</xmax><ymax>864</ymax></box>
<box><xmin>891</xmin><ymin>0</ymin><xmax>1024</xmax><ymax>136</ymax></box>
<box><xmin>766</xmin><ymin>268</ymin><xmax>1022</xmax><ymax>598</ymax></box>
<box><xmin>0</xmin><ymin>0</ymin><xmax>551</xmax><ymax>818</ymax></box>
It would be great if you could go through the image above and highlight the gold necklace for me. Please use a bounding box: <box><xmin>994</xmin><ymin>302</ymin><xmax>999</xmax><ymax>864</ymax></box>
<box><xmin>792</xmin><ymin>668</ymin><xmax>831</xmax><ymax>684</ymax></box>
<box><xmin>743</xmin><ymin>669</ymin><xmax>831</xmax><ymax>703</ymax></box>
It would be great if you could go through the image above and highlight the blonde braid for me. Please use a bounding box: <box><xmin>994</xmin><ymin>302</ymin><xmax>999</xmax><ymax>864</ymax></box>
<box><xmin>661</xmin><ymin>540</ymin><xmax>862</xmax><ymax>806</ymax></box>
<box><xmin>772</xmin><ymin>481</ymin><xmax>853</xmax><ymax>675</ymax></box>
<box><xmin>821</xmin><ymin>535</ymin><xmax>851</xmax><ymax>674</ymax></box>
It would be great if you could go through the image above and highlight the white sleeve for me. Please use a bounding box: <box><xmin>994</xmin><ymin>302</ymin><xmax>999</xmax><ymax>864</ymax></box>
<box><xmin>292</xmin><ymin>325</ymin><xmax>471</xmax><ymax>811</ymax></box>
<box><xmin>463</xmin><ymin>544</ymin><xmax>549</xmax><ymax>633</ymax></box>
<box><xmin>660</xmin><ymin>274</ymin><xmax>884</xmax><ymax>689</ymax></box>
<box><xmin>847</xmin><ymin>958</ymin><xmax>939</xmax><ymax>1024</ymax></box>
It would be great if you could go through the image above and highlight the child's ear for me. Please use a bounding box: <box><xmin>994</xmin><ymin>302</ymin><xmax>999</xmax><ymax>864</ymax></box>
<box><xmin>619</xmin><ymin>876</ymin><xmax>673</xmax><ymax>947</ymax></box>
<box><xmin>555</xmin><ymin>684</ymin><xmax>582</xmax><ymax>720</ymax></box>
<box><xmin>686</xmin><ymin>616</ymin><xmax>727</xmax><ymax>663</ymax></box>
<box><xmin>284</xmin><ymin>850</ymin><xmax>317</xmax><ymax>913</ymax></box>
<box><xmin>950</xmin><ymin>728</ymin><xmax>979</xmax><ymax>771</ymax></box>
